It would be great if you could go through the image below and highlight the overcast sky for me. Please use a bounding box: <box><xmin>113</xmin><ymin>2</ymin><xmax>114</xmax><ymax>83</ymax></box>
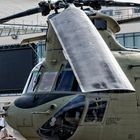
<box><xmin>0</xmin><ymin>0</ymin><xmax>47</xmax><ymax>25</ymax></box>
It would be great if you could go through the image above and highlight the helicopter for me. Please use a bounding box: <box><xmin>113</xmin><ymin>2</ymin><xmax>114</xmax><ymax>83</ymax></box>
<box><xmin>1</xmin><ymin>0</ymin><xmax>140</xmax><ymax>140</ymax></box>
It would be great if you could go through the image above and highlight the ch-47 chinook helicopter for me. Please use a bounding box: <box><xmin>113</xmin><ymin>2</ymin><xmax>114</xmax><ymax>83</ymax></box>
<box><xmin>1</xmin><ymin>0</ymin><xmax>140</xmax><ymax>140</ymax></box>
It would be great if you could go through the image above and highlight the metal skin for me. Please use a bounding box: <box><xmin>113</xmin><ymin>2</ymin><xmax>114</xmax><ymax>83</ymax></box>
<box><xmin>3</xmin><ymin>5</ymin><xmax>140</xmax><ymax>140</ymax></box>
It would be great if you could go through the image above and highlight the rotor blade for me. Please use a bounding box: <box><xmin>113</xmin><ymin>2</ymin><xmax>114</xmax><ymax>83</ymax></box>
<box><xmin>104</xmin><ymin>0</ymin><xmax>140</xmax><ymax>7</ymax></box>
<box><xmin>103</xmin><ymin>0</ymin><xmax>140</xmax><ymax>7</ymax></box>
<box><xmin>113</xmin><ymin>0</ymin><xmax>140</xmax><ymax>5</ymax></box>
<box><xmin>118</xmin><ymin>16</ymin><xmax>140</xmax><ymax>24</ymax></box>
<box><xmin>80</xmin><ymin>0</ymin><xmax>140</xmax><ymax>10</ymax></box>
<box><xmin>0</xmin><ymin>7</ymin><xmax>41</xmax><ymax>24</ymax></box>
<box><xmin>50</xmin><ymin>5</ymin><xmax>135</xmax><ymax>93</ymax></box>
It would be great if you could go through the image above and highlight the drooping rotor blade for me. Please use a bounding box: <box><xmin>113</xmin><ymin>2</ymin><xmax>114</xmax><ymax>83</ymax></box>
<box><xmin>50</xmin><ymin>5</ymin><xmax>135</xmax><ymax>93</ymax></box>
<box><xmin>104</xmin><ymin>0</ymin><xmax>140</xmax><ymax>7</ymax></box>
<box><xmin>0</xmin><ymin>7</ymin><xmax>41</xmax><ymax>24</ymax></box>
<box><xmin>79</xmin><ymin>0</ymin><xmax>140</xmax><ymax>10</ymax></box>
<box><xmin>0</xmin><ymin>1</ymin><xmax>54</xmax><ymax>24</ymax></box>
<box><xmin>113</xmin><ymin>0</ymin><xmax>140</xmax><ymax>5</ymax></box>
<box><xmin>117</xmin><ymin>16</ymin><xmax>140</xmax><ymax>24</ymax></box>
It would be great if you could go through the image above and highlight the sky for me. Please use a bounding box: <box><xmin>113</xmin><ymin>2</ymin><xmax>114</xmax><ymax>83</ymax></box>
<box><xmin>0</xmin><ymin>0</ymin><xmax>47</xmax><ymax>25</ymax></box>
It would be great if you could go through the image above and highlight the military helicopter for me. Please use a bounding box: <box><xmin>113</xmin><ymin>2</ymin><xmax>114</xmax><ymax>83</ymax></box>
<box><xmin>1</xmin><ymin>0</ymin><xmax>140</xmax><ymax>140</ymax></box>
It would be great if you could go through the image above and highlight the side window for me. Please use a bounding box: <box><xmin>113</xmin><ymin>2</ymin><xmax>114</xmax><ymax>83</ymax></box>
<box><xmin>37</xmin><ymin>72</ymin><xmax>58</xmax><ymax>92</ymax></box>
<box><xmin>55</xmin><ymin>63</ymin><xmax>81</xmax><ymax>92</ymax></box>
<box><xmin>85</xmin><ymin>100</ymin><xmax>107</xmax><ymax>122</ymax></box>
<box><xmin>26</xmin><ymin>70</ymin><xmax>42</xmax><ymax>93</ymax></box>
<box><xmin>92</xmin><ymin>19</ymin><xmax>107</xmax><ymax>30</ymax></box>
<box><xmin>39</xmin><ymin>95</ymin><xmax>85</xmax><ymax>140</ymax></box>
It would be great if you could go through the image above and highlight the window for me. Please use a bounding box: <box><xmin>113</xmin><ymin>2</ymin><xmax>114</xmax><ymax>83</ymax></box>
<box><xmin>114</xmin><ymin>11</ymin><xmax>122</xmax><ymax>15</ymax></box>
<box><xmin>26</xmin><ymin>70</ymin><xmax>41</xmax><ymax>93</ymax></box>
<box><xmin>116</xmin><ymin>33</ymin><xmax>138</xmax><ymax>49</ymax></box>
<box><xmin>101</xmin><ymin>10</ymin><xmax>113</xmax><ymax>16</ymax></box>
<box><xmin>93</xmin><ymin>19</ymin><xmax>107</xmax><ymax>30</ymax></box>
<box><xmin>116</xmin><ymin>34</ymin><xmax>125</xmax><ymax>46</ymax></box>
<box><xmin>85</xmin><ymin>100</ymin><xmax>107</xmax><ymax>122</ymax></box>
<box><xmin>37</xmin><ymin>41</ymin><xmax>46</xmax><ymax>61</ymax></box>
<box><xmin>133</xmin><ymin>8</ymin><xmax>140</xmax><ymax>13</ymax></box>
<box><xmin>134</xmin><ymin>35</ymin><xmax>140</xmax><ymax>49</ymax></box>
<box><xmin>55</xmin><ymin>63</ymin><xmax>81</xmax><ymax>92</ymax></box>
<box><xmin>37</xmin><ymin>72</ymin><xmax>58</xmax><ymax>92</ymax></box>
<box><xmin>39</xmin><ymin>95</ymin><xmax>85</xmax><ymax>139</ymax></box>
<box><xmin>26</xmin><ymin>64</ymin><xmax>43</xmax><ymax>93</ymax></box>
<box><xmin>124</xmin><ymin>34</ymin><xmax>134</xmax><ymax>48</ymax></box>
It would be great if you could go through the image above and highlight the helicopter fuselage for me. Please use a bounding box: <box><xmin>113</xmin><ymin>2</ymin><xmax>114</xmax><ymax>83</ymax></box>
<box><xmin>6</xmin><ymin>91</ymin><xmax>139</xmax><ymax>140</ymax></box>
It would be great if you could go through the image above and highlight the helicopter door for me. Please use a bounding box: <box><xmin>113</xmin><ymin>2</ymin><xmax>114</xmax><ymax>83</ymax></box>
<box><xmin>128</xmin><ymin>66</ymin><xmax>140</xmax><ymax>106</ymax></box>
<box><xmin>69</xmin><ymin>98</ymin><xmax>108</xmax><ymax>140</ymax></box>
<box><xmin>38</xmin><ymin>95</ymin><xmax>85</xmax><ymax>140</ymax></box>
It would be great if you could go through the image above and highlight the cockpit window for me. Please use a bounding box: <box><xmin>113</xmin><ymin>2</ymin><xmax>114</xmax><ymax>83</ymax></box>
<box><xmin>38</xmin><ymin>95</ymin><xmax>85</xmax><ymax>140</ymax></box>
<box><xmin>55</xmin><ymin>95</ymin><xmax>85</xmax><ymax>117</ymax></box>
<box><xmin>37</xmin><ymin>72</ymin><xmax>58</xmax><ymax>92</ymax></box>
<box><xmin>55</xmin><ymin>63</ymin><xmax>81</xmax><ymax>92</ymax></box>
<box><xmin>85</xmin><ymin>100</ymin><xmax>107</xmax><ymax>122</ymax></box>
<box><xmin>26</xmin><ymin>70</ymin><xmax>42</xmax><ymax>93</ymax></box>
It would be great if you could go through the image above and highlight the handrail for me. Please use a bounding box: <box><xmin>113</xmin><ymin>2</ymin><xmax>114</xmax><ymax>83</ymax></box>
<box><xmin>0</xmin><ymin>23</ymin><xmax>47</xmax><ymax>37</ymax></box>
